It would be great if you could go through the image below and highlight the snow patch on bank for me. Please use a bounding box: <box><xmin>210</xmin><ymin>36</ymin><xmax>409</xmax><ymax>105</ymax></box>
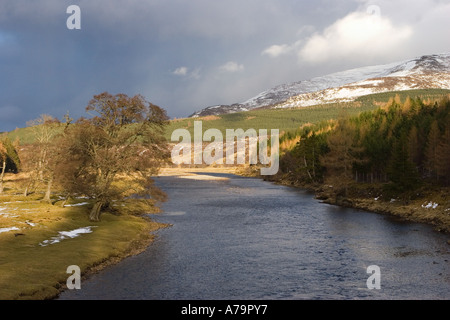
<box><xmin>0</xmin><ymin>227</ymin><xmax>20</xmax><ymax>234</ymax></box>
<box><xmin>422</xmin><ymin>201</ymin><xmax>439</xmax><ymax>209</ymax></box>
<box><xmin>63</xmin><ymin>202</ymin><xmax>90</xmax><ymax>207</ymax></box>
<box><xmin>39</xmin><ymin>226</ymin><xmax>97</xmax><ymax>246</ymax></box>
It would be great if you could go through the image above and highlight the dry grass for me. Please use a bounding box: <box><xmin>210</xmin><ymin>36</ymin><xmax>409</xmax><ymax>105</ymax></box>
<box><xmin>0</xmin><ymin>173</ymin><xmax>167</xmax><ymax>300</ymax></box>
<box><xmin>200</xmin><ymin>115</ymin><xmax>221</xmax><ymax>121</ymax></box>
<box><xmin>350</xmin><ymin>189</ymin><xmax>450</xmax><ymax>233</ymax></box>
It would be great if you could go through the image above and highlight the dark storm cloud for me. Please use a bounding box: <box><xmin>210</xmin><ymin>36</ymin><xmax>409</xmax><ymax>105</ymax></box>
<box><xmin>1</xmin><ymin>0</ymin><xmax>449</xmax><ymax>132</ymax></box>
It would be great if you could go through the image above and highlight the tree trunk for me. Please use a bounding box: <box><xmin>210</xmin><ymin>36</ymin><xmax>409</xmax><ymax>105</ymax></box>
<box><xmin>89</xmin><ymin>200</ymin><xmax>104</xmax><ymax>222</ymax></box>
<box><xmin>0</xmin><ymin>160</ymin><xmax>5</xmax><ymax>194</ymax></box>
<box><xmin>304</xmin><ymin>156</ymin><xmax>313</xmax><ymax>180</ymax></box>
<box><xmin>23</xmin><ymin>179</ymin><xmax>34</xmax><ymax>197</ymax></box>
<box><xmin>43</xmin><ymin>176</ymin><xmax>53</xmax><ymax>204</ymax></box>
<box><xmin>312</xmin><ymin>147</ymin><xmax>316</xmax><ymax>179</ymax></box>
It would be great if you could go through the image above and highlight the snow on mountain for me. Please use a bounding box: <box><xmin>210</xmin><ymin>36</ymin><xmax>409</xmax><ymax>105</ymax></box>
<box><xmin>277</xmin><ymin>70</ymin><xmax>450</xmax><ymax>109</ymax></box>
<box><xmin>190</xmin><ymin>53</ymin><xmax>450</xmax><ymax>117</ymax></box>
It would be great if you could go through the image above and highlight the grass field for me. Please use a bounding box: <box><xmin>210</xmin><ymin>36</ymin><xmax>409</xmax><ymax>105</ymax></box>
<box><xmin>0</xmin><ymin>173</ymin><xmax>166</xmax><ymax>300</ymax></box>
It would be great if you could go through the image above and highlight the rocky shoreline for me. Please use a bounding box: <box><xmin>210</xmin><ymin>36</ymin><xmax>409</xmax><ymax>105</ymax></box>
<box><xmin>269</xmin><ymin>175</ymin><xmax>450</xmax><ymax>235</ymax></box>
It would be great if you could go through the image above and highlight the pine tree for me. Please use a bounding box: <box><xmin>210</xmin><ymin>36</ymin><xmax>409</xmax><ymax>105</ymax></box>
<box><xmin>425</xmin><ymin>120</ymin><xmax>441</xmax><ymax>180</ymax></box>
<box><xmin>408</xmin><ymin>125</ymin><xmax>420</xmax><ymax>168</ymax></box>
<box><xmin>435</xmin><ymin>124</ymin><xmax>450</xmax><ymax>185</ymax></box>
<box><xmin>320</xmin><ymin>118</ymin><xmax>363</xmax><ymax>197</ymax></box>
<box><xmin>402</xmin><ymin>96</ymin><xmax>413</xmax><ymax>114</ymax></box>
<box><xmin>387</xmin><ymin>130</ymin><xmax>421</xmax><ymax>197</ymax></box>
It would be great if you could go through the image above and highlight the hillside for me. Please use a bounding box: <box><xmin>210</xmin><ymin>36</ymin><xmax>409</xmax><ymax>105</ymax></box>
<box><xmin>168</xmin><ymin>89</ymin><xmax>450</xmax><ymax>140</ymax></box>
<box><xmin>190</xmin><ymin>53</ymin><xmax>450</xmax><ymax>117</ymax></box>
<box><xmin>5</xmin><ymin>89</ymin><xmax>450</xmax><ymax>145</ymax></box>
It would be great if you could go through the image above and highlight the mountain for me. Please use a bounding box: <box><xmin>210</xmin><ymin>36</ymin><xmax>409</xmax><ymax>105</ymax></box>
<box><xmin>190</xmin><ymin>53</ymin><xmax>450</xmax><ymax>117</ymax></box>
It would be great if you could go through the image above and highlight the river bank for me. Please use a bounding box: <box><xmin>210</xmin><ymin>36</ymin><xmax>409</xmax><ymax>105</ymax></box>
<box><xmin>159</xmin><ymin>166</ymin><xmax>450</xmax><ymax>234</ymax></box>
<box><xmin>0</xmin><ymin>173</ymin><xmax>168</xmax><ymax>300</ymax></box>
<box><xmin>260</xmin><ymin>171</ymin><xmax>450</xmax><ymax>235</ymax></box>
<box><xmin>58</xmin><ymin>170</ymin><xmax>450</xmax><ymax>300</ymax></box>
<box><xmin>5</xmin><ymin>165</ymin><xmax>445</xmax><ymax>299</ymax></box>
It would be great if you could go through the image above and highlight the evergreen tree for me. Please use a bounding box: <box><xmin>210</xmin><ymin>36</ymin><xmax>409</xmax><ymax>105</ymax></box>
<box><xmin>435</xmin><ymin>123</ymin><xmax>450</xmax><ymax>185</ymax></box>
<box><xmin>424</xmin><ymin>120</ymin><xmax>441</xmax><ymax>180</ymax></box>
<box><xmin>320</xmin><ymin>118</ymin><xmax>362</xmax><ymax>197</ymax></box>
<box><xmin>407</xmin><ymin>125</ymin><xmax>421</xmax><ymax>168</ymax></box>
<box><xmin>291</xmin><ymin>132</ymin><xmax>326</xmax><ymax>183</ymax></box>
<box><xmin>386</xmin><ymin>130</ymin><xmax>421</xmax><ymax>196</ymax></box>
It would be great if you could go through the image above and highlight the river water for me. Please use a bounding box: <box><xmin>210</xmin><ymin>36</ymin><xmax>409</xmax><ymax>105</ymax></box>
<box><xmin>58</xmin><ymin>173</ymin><xmax>449</xmax><ymax>300</ymax></box>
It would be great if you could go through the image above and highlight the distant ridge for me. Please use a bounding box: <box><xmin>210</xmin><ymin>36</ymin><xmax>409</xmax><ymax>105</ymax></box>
<box><xmin>190</xmin><ymin>53</ymin><xmax>450</xmax><ymax>117</ymax></box>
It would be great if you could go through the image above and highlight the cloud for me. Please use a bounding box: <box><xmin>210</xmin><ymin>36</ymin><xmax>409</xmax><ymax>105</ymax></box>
<box><xmin>219</xmin><ymin>61</ymin><xmax>244</xmax><ymax>73</ymax></box>
<box><xmin>298</xmin><ymin>10</ymin><xmax>413</xmax><ymax>64</ymax></box>
<box><xmin>173</xmin><ymin>67</ymin><xmax>188</xmax><ymax>76</ymax></box>
<box><xmin>261</xmin><ymin>39</ymin><xmax>305</xmax><ymax>58</ymax></box>
<box><xmin>409</xmin><ymin>1</ymin><xmax>450</xmax><ymax>54</ymax></box>
<box><xmin>172</xmin><ymin>66</ymin><xmax>201</xmax><ymax>79</ymax></box>
<box><xmin>189</xmin><ymin>68</ymin><xmax>201</xmax><ymax>80</ymax></box>
<box><xmin>262</xmin><ymin>44</ymin><xmax>292</xmax><ymax>58</ymax></box>
<box><xmin>2</xmin><ymin>0</ymin><xmax>449</xmax><ymax>130</ymax></box>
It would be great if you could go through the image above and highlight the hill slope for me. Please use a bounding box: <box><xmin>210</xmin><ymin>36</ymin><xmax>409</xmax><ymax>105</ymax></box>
<box><xmin>190</xmin><ymin>53</ymin><xmax>450</xmax><ymax>117</ymax></box>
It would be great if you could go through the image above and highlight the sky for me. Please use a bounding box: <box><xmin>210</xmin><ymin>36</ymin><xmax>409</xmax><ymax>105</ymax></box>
<box><xmin>1</xmin><ymin>0</ymin><xmax>449</xmax><ymax>132</ymax></box>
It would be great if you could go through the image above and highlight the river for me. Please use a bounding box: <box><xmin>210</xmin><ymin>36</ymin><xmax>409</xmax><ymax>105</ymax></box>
<box><xmin>58</xmin><ymin>172</ymin><xmax>449</xmax><ymax>300</ymax></box>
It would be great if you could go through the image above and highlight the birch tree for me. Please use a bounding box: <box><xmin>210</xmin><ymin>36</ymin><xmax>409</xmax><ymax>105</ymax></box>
<box><xmin>0</xmin><ymin>137</ymin><xmax>20</xmax><ymax>194</ymax></box>
<box><xmin>57</xmin><ymin>92</ymin><xmax>169</xmax><ymax>221</ymax></box>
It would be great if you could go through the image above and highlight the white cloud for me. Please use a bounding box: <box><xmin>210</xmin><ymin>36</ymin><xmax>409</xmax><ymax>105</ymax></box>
<box><xmin>298</xmin><ymin>10</ymin><xmax>413</xmax><ymax>64</ymax></box>
<box><xmin>172</xmin><ymin>66</ymin><xmax>202</xmax><ymax>80</ymax></box>
<box><xmin>188</xmin><ymin>67</ymin><xmax>202</xmax><ymax>80</ymax></box>
<box><xmin>261</xmin><ymin>39</ymin><xmax>305</xmax><ymax>58</ymax></box>
<box><xmin>173</xmin><ymin>67</ymin><xmax>188</xmax><ymax>76</ymax></box>
<box><xmin>409</xmin><ymin>2</ymin><xmax>450</xmax><ymax>55</ymax></box>
<box><xmin>219</xmin><ymin>61</ymin><xmax>244</xmax><ymax>73</ymax></box>
<box><xmin>296</xmin><ymin>25</ymin><xmax>316</xmax><ymax>37</ymax></box>
<box><xmin>262</xmin><ymin>44</ymin><xmax>292</xmax><ymax>58</ymax></box>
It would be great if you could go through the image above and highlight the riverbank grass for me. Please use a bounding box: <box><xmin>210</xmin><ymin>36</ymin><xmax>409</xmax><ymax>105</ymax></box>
<box><xmin>0</xmin><ymin>176</ymin><xmax>165</xmax><ymax>300</ymax></box>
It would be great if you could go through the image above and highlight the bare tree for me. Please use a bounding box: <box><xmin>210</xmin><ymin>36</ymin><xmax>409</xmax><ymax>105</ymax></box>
<box><xmin>0</xmin><ymin>137</ymin><xmax>20</xmax><ymax>194</ymax></box>
<box><xmin>56</xmin><ymin>92</ymin><xmax>169</xmax><ymax>221</ymax></box>
<box><xmin>0</xmin><ymin>140</ymin><xmax>6</xmax><ymax>194</ymax></box>
<box><xmin>24</xmin><ymin>115</ymin><xmax>62</xmax><ymax>197</ymax></box>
